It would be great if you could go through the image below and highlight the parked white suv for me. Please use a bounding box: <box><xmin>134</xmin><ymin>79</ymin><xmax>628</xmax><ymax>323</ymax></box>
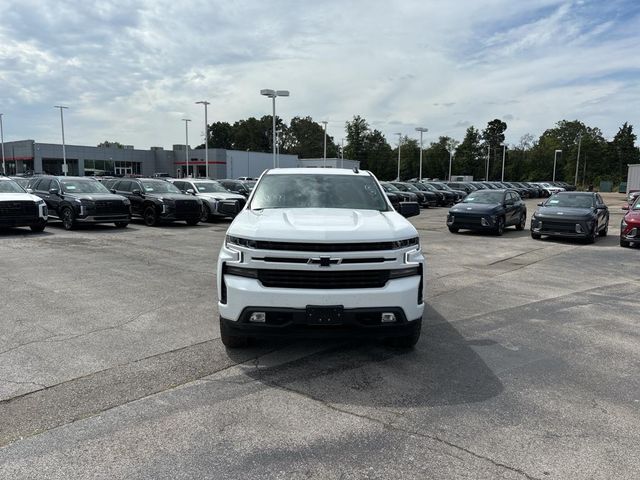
<box><xmin>0</xmin><ymin>176</ymin><xmax>48</xmax><ymax>232</ymax></box>
<box><xmin>169</xmin><ymin>179</ymin><xmax>246</xmax><ymax>221</ymax></box>
<box><xmin>217</xmin><ymin>168</ymin><xmax>425</xmax><ymax>348</ymax></box>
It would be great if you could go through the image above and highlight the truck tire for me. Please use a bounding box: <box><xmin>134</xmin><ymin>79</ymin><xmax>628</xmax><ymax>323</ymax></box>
<box><xmin>388</xmin><ymin>319</ymin><xmax>421</xmax><ymax>349</ymax></box>
<box><xmin>220</xmin><ymin>320</ymin><xmax>249</xmax><ymax>348</ymax></box>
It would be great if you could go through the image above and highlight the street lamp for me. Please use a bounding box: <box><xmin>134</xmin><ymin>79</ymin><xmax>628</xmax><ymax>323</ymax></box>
<box><xmin>260</xmin><ymin>89</ymin><xmax>289</xmax><ymax>168</ymax></box>
<box><xmin>195</xmin><ymin>101</ymin><xmax>210</xmax><ymax>178</ymax></box>
<box><xmin>553</xmin><ymin>149</ymin><xmax>562</xmax><ymax>182</ymax></box>
<box><xmin>501</xmin><ymin>145</ymin><xmax>507</xmax><ymax>182</ymax></box>
<box><xmin>415</xmin><ymin>127</ymin><xmax>428</xmax><ymax>180</ymax></box>
<box><xmin>486</xmin><ymin>145</ymin><xmax>490</xmax><ymax>181</ymax></box>
<box><xmin>574</xmin><ymin>134</ymin><xmax>582</xmax><ymax>187</ymax></box>
<box><xmin>321</xmin><ymin>121</ymin><xmax>328</xmax><ymax>167</ymax></box>
<box><xmin>182</xmin><ymin>118</ymin><xmax>191</xmax><ymax>178</ymax></box>
<box><xmin>340</xmin><ymin>138</ymin><xmax>344</xmax><ymax>168</ymax></box>
<box><xmin>54</xmin><ymin>106</ymin><xmax>69</xmax><ymax>175</ymax></box>
<box><xmin>395</xmin><ymin>132</ymin><xmax>402</xmax><ymax>181</ymax></box>
<box><xmin>0</xmin><ymin>113</ymin><xmax>5</xmax><ymax>175</ymax></box>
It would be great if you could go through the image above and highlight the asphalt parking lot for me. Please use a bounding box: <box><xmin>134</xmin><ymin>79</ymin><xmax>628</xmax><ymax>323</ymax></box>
<box><xmin>0</xmin><ymin>193</ymin><xmax>638</xmax><ymax>479</ymax></box>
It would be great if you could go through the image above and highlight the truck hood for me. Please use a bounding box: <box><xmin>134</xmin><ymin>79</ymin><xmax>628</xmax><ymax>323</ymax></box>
<box><xmin>0</xmin><ymin>192</ymin><xmax>43</xmax><ymax>202</ymax></box>
<box><xmin>65</xmin><ymin>193</ymin><xmax>128</xmax><ymax>202</ymax></box>
<box><xmin>227</xmin><ymin>208</ymin><xmax>418</xmax><ymax>243</ymax></box>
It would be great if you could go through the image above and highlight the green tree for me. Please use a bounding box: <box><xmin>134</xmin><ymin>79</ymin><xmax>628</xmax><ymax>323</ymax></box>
<box><xmin>482</xmin><ymin>119</ymin><xmax>508</xmax><ymax>180</ymax></box>
<box><xmin>424</xmin><ymin>137</ymin><xmax>454</xmax><ymax>180</ymax></box>
<box><xmin>288</xmin><ymin>116</ymin><xmax>338</xmax><ymax>158</ymax></box>
<box><xmin>344</xmin><ymin>116</ymin><xmax>370</xmax><ymax>167</ymax></box>
<box><xmin>203</xmin><ymin>121</ymin><xmax>233</xmax><ymax>149</ymax></box>
<box><xmin>97</xmin><ymin>140</ymin><xmax>124</xmax><ymax>148</ymax></box>
<box><xmin>363</xmin><ymin>129</ymin><xmax>393</xmax><ymax>179</ymax></box>
<box><xmin>454</xmin><ymin>126</ymin><xmax>484</xmax><ymax>180</ymax></box>
<box><xmin>608</xmin><ymin>122</ymin><xmax>639</xmax><ymax>184</ymax></box>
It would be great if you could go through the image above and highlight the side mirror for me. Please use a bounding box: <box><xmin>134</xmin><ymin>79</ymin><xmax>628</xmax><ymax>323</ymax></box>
<box><xmin>26</xmin><ymin>188</ymin><xmax>34</xmax><ymax>194</ymax></box>
<box><xmin>132</xmin><ymin>189</ymin><xmax>142</xmax><ymax>196</ymax></box>
<box><xmin>110</xmin><ymin>189</ymin><xmax>117</xmax><ymax>194</ymax></box>
<box><xmin>49</xmin><ymin>188</ymin><xmax>60</xmax><ymax>195</ymax></box>
<box><xmin>399</xmin><ymin>202</ymin><xmax>420</xmax><ymax>218</ymax></box>
<box><xmin>622</xmin><ymin>204</ymin><xmax>629</xmax><ymax>211</ymax></box>
<box><xmin>537</xmin><ymin>202</ymin><xmax>543</xmax><ymax>206</ymax></box>
<box><xmin>186</xmin><ymin>189</ymin><xmax>195</xmax><ymax>195</ymax></box>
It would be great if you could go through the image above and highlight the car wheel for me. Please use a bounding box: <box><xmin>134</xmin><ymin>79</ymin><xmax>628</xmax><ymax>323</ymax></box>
<box><xmin>598</xmin><ymin>223</ymin><xmax>608</xmax><ymax>237</ymax></box>
<box><xmin>186</xmin><ymin>217</ymin><xmax>200</xmax><ymax>226</ymax></box>
<box><xmin>220</xmin><ymin>320</ymin><xmax>249</xmax><ymax>348</ymax></box>
<box><xmin>143</xmin><ymin>205</ymin><xmax>159</xmax><ymax>226</ymax></box>
<box><xmin>448</xmin><ymin>226</ymin><xmax>459</xmax><ymax>233</ymax></box>
<box><xmin>200</xmin><ymin>204</ymin><xmax>211</xmax><ymax>223</ymax></box>
<box><xmin>495</xmin><ymin>216</ymin><xmax>505</xmax><ymax>236</ymax></box>
<box><xmin>586</xmin><ymin>225</ymin><xmax>597</xmax><ymax>244</ymax></box>
<box><xmin>620</xmin><ymin>238</ymin><xmax>631</xmax><ymax>248</ymax></box>
<box><xmin>515</xmin><ymin>213</ymin><xmax>526</xmax><ymax>231</ymax></box>
<box><xmin>114</xmin><ymin>222</ymin><xmax>129</xmax><ymax>228</ymax></box>
<box><xmin>531</xmin><ymin>232</ymin><xmax>542</xmax><ymax>240</ymax></box>
<box><xmin>388</xmin><ymin>320</ymin><xmax>422</xmax><ymax>349</ymax></box>
<box><xmin>30</xmin><ymin>221</ymin><xmax>46</xmax><ymax>232</ymax></box>
<box><xmin>61</xmin><ymin>207</ymin><xmax>75</xmax><ymax>230</ymax></box>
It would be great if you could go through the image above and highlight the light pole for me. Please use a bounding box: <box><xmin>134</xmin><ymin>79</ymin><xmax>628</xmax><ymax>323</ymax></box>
<box><xmin>501</xmin><ymin>145</ymin><xmax>507</xmax><ymax>182</ymax></box>
<box><xmin>260</xmin><ymin>89</ymin><xmax>289</xmax><ymax>168</ymax></box>
<box><xmin>195</xmin><ymin>101</ymin><xmax>210</xmax><ymax>178</ymax></box>
<box><xmin>553</xmin><ymin>149</ymin><xmax>562</xmax><ymax>182</ymax></box>
<box><xmin>574</xmin><ymin>134</ymin><xmax>582</xmax><ymax>187</ymax></box>
<box><xmin>415</xmin><ymin>127</ymin><xmax>428</xmax><ymax>180</ymax></box>
<box><xmin>486</xmin><ymin>145</ymin><xmax>490</xmax><ymax>181</ymax></box>
<box><xmin>322</xmin><ymin>121</ymin><xmax>328</xmax><ymax>167</ymax></box>
<box><xmin>54</xmin><ymin>106</ymin><xmax>69</xmax><ymax>175</ymax></box>
<box><xmin>395</xmin><ymin>133</ymin><xmax>402</xmax><ymax>181</ymax></box>
<box><xmin>246</xmin><ymin>148</ymin><xmax>250</xmax><ymax>177</ymax></box>
<box><xmin>182</xmin><ymin>118</ymin><xmax>191</xmax><ymax>177</ymax></box>
<box><xmin>0</xmin><ymin>113</ymin><xmax>5</xmax><ymax>175</ymax></box>
<box><xmin>341</xmin><ymin>138</ymin><xmax>344</xmax><ymax>168</ymax></box>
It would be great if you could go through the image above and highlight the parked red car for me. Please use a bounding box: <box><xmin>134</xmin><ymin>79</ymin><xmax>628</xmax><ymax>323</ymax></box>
<box><xmin>620</xmin><ymin>197</ymin><xmax>640</xmax><ymax>247</ymax></box>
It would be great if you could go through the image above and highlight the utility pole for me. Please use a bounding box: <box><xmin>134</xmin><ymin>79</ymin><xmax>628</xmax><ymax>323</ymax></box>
<box><xmin>395</xmin><ymin>133</ymin><xmax>402</xmax><ymax>181</ymax></box>
<box><xmin>501</xmin><ymin>145</ymin><xmax>506</xmax><ymax>182</ymax></box>
<box><xmin>182</xmin><ymin>119</ymin><xmax>191</xmax><ymax>177</ymax></box>
<box><xmin>54</xmin><ymin>106</ymin><xmax>69</xmax><ymax>175</ymax></box>
<box><xmin>415</xmin><ymin>127</ymin><xmax>428</xmax><ymax>180</ymax></box>
<box><xmin>0</xmin><ymin>113</ymin><xmax>5</xmax><ymax>175</ymax></box>
<box><xmin>574</xmin><ymin>134</ymin><xmax>582</xmax><ymax>187</ymax></box>
<box><xmin>486</xmin><ymin>145</ymin><xmax>490</xmax><ymax>181</ymax></box>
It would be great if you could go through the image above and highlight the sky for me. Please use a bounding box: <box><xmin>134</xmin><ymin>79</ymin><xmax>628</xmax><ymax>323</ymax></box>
<box><xmin>0</xmin><ymin>0</ymin><xmax>639</xmax><ymax>150</ymax></box>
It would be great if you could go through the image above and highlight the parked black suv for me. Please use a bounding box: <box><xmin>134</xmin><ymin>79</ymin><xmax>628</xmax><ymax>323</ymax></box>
<box><xmin>30</xmin><ymin>176</ymin><xmax>131</xmax><ymax>230</ymax></box>
<box><xmin>110</xmin><ymin>178</ymin><xmax>203</xmax><ymax>226</ymax></box>
<box><xmin>447</xmin><ymin>189</ymin><xmax>527</xmax><ymax>235</ymax></box>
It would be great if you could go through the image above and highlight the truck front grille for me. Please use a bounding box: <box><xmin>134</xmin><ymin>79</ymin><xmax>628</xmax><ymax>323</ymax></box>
<box><xmin>0</xmin><ymin>201</ymin><xmax>37</xmax><ymax>218</ymax></box>
<box><xmin>258</xmin><ymin>269</ymin><xmax>390</xmax><ymax>289</ymax></box>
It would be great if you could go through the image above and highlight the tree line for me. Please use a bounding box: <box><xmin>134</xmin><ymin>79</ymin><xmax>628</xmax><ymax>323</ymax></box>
<box><xmin>195</xmin><ymin>114</ymin><xmax>639</xmax><ymax>187</ymax></box>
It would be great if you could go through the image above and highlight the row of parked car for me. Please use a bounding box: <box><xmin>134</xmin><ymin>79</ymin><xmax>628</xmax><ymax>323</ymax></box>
<box><xmin>1</xmin><ymin>175</ymin><xmax>254</xmax><ymax>233</ymax></box>
<box><xmin>444</xmin><ymin>187</ymin><xmax>640</xmax><ymax>248</ymax></box>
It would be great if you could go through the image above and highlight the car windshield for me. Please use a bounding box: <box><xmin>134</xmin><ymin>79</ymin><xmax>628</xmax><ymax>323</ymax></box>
<box><xmin>142</xmin><ymin>181</ymin><xmax>181</xmax><ymax>193</ymax></box>
<box><xmin>632</xmin><ymin>198</ymin><xmax>640</xmax><ymax>210</ymax></box>
<box><xmin>193</xmin><ymin>181</ymin><xmax>229</xmax><ymax>193</ymax></box>
<box><xmin>421</xmin><ymin>183</ymin><xmax>437</xmax><ymax>191</ymax></box>
<box><xmin>392</xmin><ymin>183</ymin><xmax>409</xmax><ymax>191</ymax></box>
<box><xmin>428</xmin><ymin>183</ymin><xmax>446</xmax><ymax>191</ymax></box>
<box><xmin>61</xmin><ymin>179</ymin><xmax>110</xmax><ymax>194</ymax></box>
<box><xmin>0</xmin><ymin>180</ymin><xmax>26</xmax><ymax>193</ymax></box>
<box><xmin>11</xmin><ymin>178</ymin><xmax>30</xmax><ymax>188</ymax></box>
<box><xmin>403</xmin><ymin>184</ymin><xmax>420</xmax><ymax>192</ymax></box>
<box><xmin>383</xmin><ymin>183</ymin><xmax>400</xmax><ymax>192</ymax></box>
<box><xmin>251</xmin><ymin>174</ymin><xmax>390</xmax><ymax>211</ymax></box>
<box><xmin>546</xmin><ymin>194</ymin><xmax>595</xmax><ymax>208</ymax></box>
<box><xmin>462</xmin><ymin>191</ymin><xmax>504</xmax><ymax>204</ymax></box>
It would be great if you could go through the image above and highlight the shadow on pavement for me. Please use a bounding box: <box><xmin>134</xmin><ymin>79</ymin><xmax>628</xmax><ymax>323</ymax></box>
<box><xmin>238</xmin><ymin>303</ymin><xmax>504</xmax><ymax>408</ymax></box>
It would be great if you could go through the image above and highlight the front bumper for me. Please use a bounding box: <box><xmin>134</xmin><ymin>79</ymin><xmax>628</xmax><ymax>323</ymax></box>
<box><xmin>221</xmin><ymin>307</ymin><xmax>421</xmax><ymax>339</ymax></box>
<box><xmin>530</xmin><ymin>218</ymin><xmax>593</xmax><ymax>238</ymax></box>
<box><xmin>447</xmin><ymin>213</ymin><xmax>497</xmax><ymax>230</ymax></box>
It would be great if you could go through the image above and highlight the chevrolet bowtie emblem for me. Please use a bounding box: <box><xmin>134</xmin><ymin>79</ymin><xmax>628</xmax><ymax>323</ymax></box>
<box><xmin>308</xmin><ymin>257</ymin><xmax>342</xmax><ymax>267</ymax></box>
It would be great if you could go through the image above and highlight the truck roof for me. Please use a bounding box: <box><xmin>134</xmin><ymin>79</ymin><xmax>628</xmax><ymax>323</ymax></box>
<box><xmin>264</xmin><ymin>168</ymin><xmax>368</xmax><ymax>176</ymax></box>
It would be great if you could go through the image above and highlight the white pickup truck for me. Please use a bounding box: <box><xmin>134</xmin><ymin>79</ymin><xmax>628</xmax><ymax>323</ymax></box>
<box><xmin>216</xmin><ymin>168</ymin><xmax>425</xmax><ymax>348</ymax></box>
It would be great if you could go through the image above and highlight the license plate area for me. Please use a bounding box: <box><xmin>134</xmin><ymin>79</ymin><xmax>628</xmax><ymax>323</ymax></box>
<box><xmin>306</xmin><ymin>305</ymin><xmax>344</xmax><ymax>325</ymax></box>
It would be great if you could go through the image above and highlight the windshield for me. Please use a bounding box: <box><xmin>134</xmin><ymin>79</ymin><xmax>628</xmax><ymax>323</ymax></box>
<box><xmin>421</xmin><ymin>183</ymin><xmax>437</xmax><ymax>192</ymax></box>
<box><xmin>403</xmin><ymin>184</ymin><xmax>420</xmax><ymax>192</ymax></box>
<box><xmin>61</xmin><ymin>179</ymin><xmax>110</xmax><ymax>194</ymax></box>
<box><xmin>428</xmin><ymin>183</ymin><xmax>446</xmax><ymax>191</ymax></box>
<box><xmin>391</xmin><ymin>183</ymin><xmax>409</xmax><ymax>191</ymax></box>
<box><xmin>0</xmin><ymin>179</ymin><xmax>26</xmax><ymax>193</ymax></box>
<box><xmin>462</xmin><ymin>191</ymin><xmax>504</xmax><ymax>204</ymax></box>
<box><xmin>545</xmin><ymin>194</ymin><xmax>595</xmax><ymax>208</ymax></box>
<box><xmin>251</xmin><ymin>174</ymin><xmax>390</xmax><ymax>211</ymax></box>
<box><xmin>142</xmin><ymin>181</ymin><xmax>181</xmax><ymax>194</ymax></box>
<box><xmin>383</xmin><ymin>183</ymin><xmax>400</xmax><ymax>192</ymax></box>
<box><xmin>193</xmin><ymin>181</ymin><xmax>229</xmax><ymax>193</ymax></box>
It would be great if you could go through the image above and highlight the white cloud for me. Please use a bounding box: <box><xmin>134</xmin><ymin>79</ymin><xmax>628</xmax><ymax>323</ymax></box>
<box><xmin>0</xmin><ymin>0</ymin><xmax>637</xmax><ymax>148</ymax></box>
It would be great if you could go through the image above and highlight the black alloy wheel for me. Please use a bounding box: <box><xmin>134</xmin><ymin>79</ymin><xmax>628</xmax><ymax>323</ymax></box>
<box><xmin>30</xmin><ymin>220</ymin><xmax>46</xmax><ymax>232</ymax></box>
<box><xmin>495</xmin><ymin>216</ymin><xmax>505</xmax><ymax>236</ymax></box>
<box><xmin>387</xmin><ymin>319</ymin><xmax>422</xmax><ymax>349</ymax></box>
<box><xmin>220</xmin><ymin>320</ymin><xmax>249</xmax><ymax>348</ymax></box>
<box><xmin>598</xmin><ymin>222</ymin><xmax>608</xmax><ymax>237</ymax></box>
<box><xmin>61</xmin><ymin>207</ymin><xmax>75</xmax><ymax>230</ymax></box>
<box><xmin>586</xmin><ymin>224</ymin><xmax>597</xmax><ymax>244</ymax></box>
<box><xmin>143</xmin><ymin>205</ymin><xmax>159</xmax><ymax>227</ymax></box>
<box><xmin>620</xmin><ymin>238</ymin><xmax>631</xmax><ymax>248</ymax></box>
<box><xmin>200</xmin><ymin>204</ymin><xmax>211</xmax><ymax>223</ymax></box>
<box><xmin>531</xmin><ymin>232</ymin><xmax>542</xmax><ymax>239</ymax></box>
<box><xmin>186</xmin><ymin>217</ymin><xmax>200</xmax><ymax>226</ymax></box>
<box><xmin>516</xmin><ymin>213</ymin><xmax>526</xmax><ymax>231</ymax></box>
<box><xmin>448</xmin><ymin>226</ymin><xmax>459</xmax><ymax>233</ymax></box>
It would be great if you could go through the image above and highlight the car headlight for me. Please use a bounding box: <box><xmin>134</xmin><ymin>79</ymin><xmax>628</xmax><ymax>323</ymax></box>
<box><xmin>621</xmin><ymin>219</ymin><xmax>627</xmax><ymax>228</ymax></box>
<box><xmin>122</xmin><ymin>199</ymin><xmax>131</xmax><ymax>206</ymax></box>
<box><xmin>226</xmin><ymin>235</ymin><xmax>258</xmax><ymax>249</ymax></box>
<box><xmin>36</xmin><ymin>199</ymin><xmax>45</xmax><ymax>206</ymax></box>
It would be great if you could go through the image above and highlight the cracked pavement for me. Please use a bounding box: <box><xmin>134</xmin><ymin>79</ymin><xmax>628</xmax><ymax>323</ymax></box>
<box><xmin>0</xmin><ymin>194</ymin><xmax>639</xmax><ymax>479</ymax></box>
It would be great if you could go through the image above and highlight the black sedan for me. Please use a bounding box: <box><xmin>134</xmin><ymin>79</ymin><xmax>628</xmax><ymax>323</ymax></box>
<box><xmin>530</xmin><ymin>192</ymin><xmax>609</xmax><ymax>243</ymax></box>
<box><xmin>447</xmin><ymin>189</ymin><xmax>527</xmax><ymax>235</ymax></box>
<box><xmin>390</xmin><ymin>182</ymin><xmax>437</xmax><ymax>207</ymax></box>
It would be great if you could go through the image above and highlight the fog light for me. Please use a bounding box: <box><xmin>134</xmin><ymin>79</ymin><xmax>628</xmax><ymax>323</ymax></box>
<box><xmin>381</xmin><ymin>312</ymin><xmax>396</xmax><ymax>323</ymax></box>
<box><xmin>249</xmin><ymin>312</ymin><xmax>266</xmax><ymax>323</ymax></box>
<box><xmin>481</xmin><ymin>218</ymin><xmax>490</xmax><ymax>227</ymax></box>
<box><xmin>575</xmin><ymin>224</ymin><xmax>583</xmax><ymax>233</ymax></box>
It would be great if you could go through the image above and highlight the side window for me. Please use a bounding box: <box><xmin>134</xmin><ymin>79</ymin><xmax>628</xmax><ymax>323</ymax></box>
<box><xmin>173</xmin><ymin>181</ymin><xmax>186</xmax><ymax>191</ymax></box>
<box><xmin>37</xmin><ymin>178</ymin><xmax>51</xmax><ymax>192</ymax></box>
